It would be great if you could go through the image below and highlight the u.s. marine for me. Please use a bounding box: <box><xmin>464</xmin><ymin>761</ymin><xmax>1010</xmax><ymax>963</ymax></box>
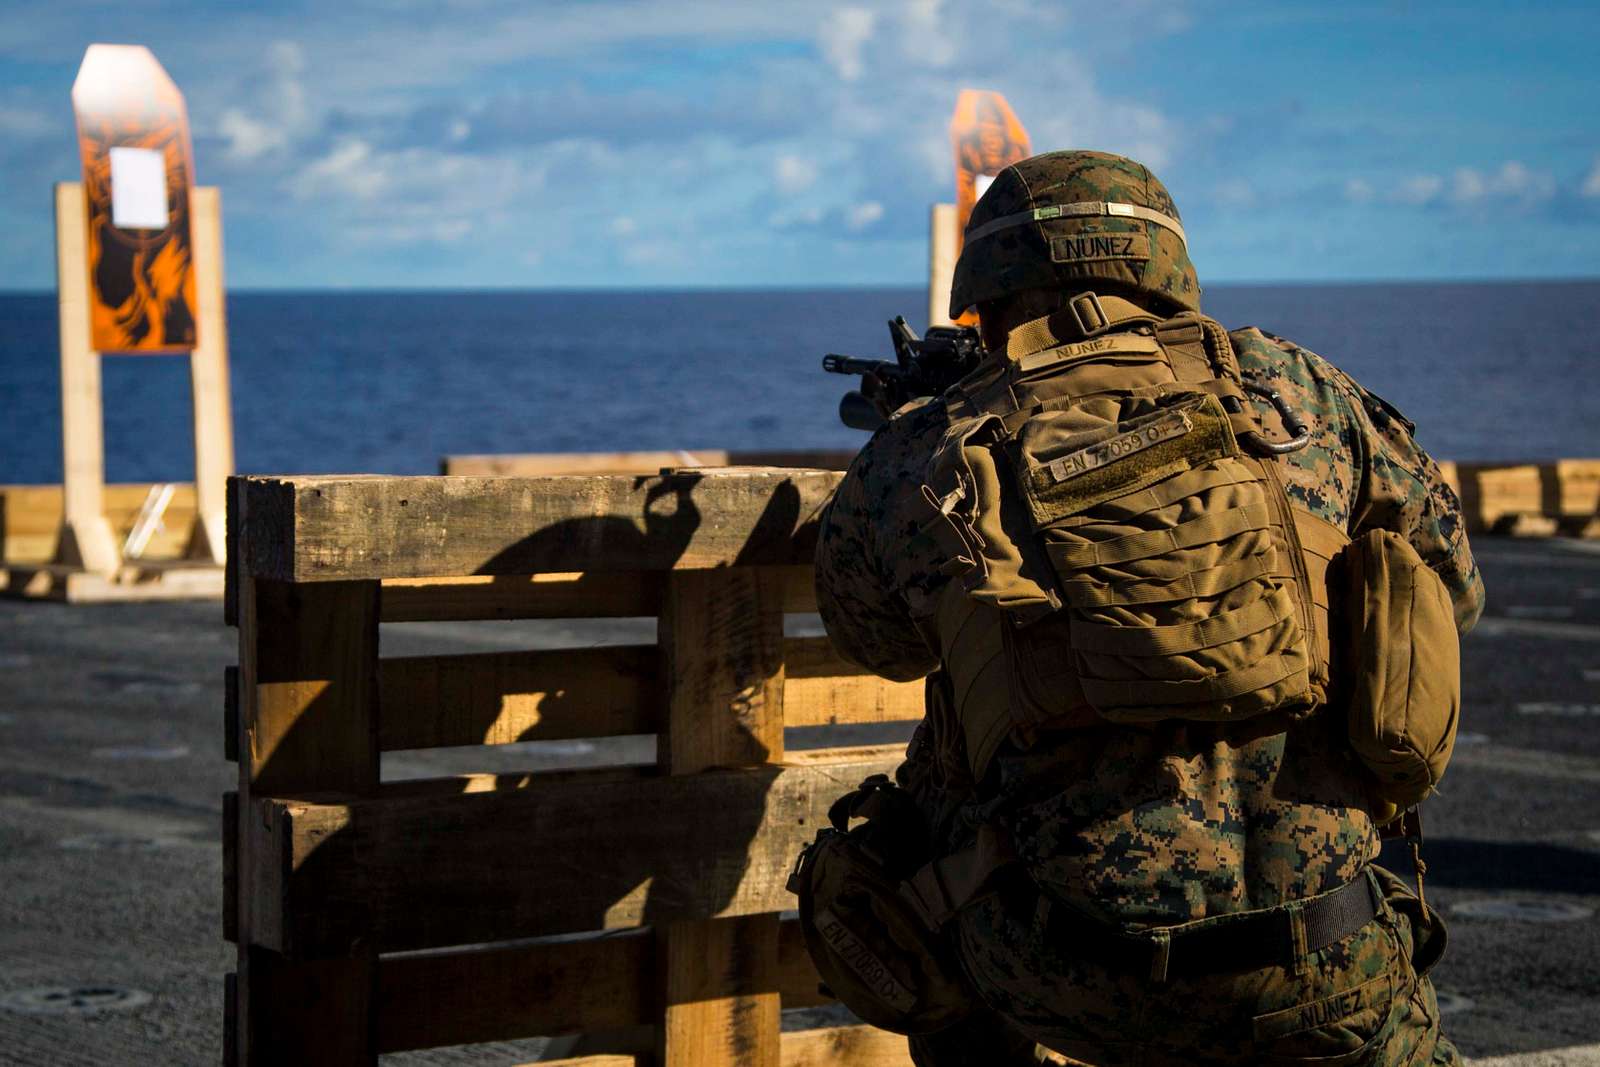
<box><xmin>806</xmin><ymin>150</ymin><xmax>1483</xmax><ymax>1066</ymax></box>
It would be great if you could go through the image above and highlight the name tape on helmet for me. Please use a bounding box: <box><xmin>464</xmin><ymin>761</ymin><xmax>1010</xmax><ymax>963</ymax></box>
<box><xmin>965</xmin><ymin>200</ymin><xmax>1188</xmax><ymax>249</ymax></box>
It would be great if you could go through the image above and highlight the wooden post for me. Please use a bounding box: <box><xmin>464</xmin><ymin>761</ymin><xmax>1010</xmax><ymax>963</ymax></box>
<box><xmin>927</xmin><ymin>202</ymin><xmax>959</xmax><ymax>331</ymax></box>
<box><xmin>232</xmin><ymin>565</ymin><xmax>380</xmax><ymax>1065</ymax></box>
<box><xmin>52</xmin><ymin>182</ymin><xmax>119</xmax><ymax>575</ymax></box>
<box><xmin>186</xmin><ymin>186</ymin><xmax>234</xmax><ymax>563</ymax></box>
<box><xmin>655</xmin><ymin>568</ymin><xmax>785</xmax><ymax>1067</ymax></box>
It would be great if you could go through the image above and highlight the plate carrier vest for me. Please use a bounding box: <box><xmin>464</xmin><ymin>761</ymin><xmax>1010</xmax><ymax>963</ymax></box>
<box><xmin>916</xmin><ymin>291</ymin><xmax>1352</xmax><ymax>780</ymax></box>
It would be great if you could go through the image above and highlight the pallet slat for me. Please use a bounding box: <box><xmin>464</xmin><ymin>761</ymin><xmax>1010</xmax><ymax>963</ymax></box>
<box><xmin>780</xmin><ymin>1026</ymin><xmax>914</xmax><ymax>1067</ymax></box>
<box><xmin>783</xmin><ymin>637</ymin><xmax>924</xmax><ymax>728</ymax></box>
<box><xmin>378</xmin><ymin>645</ymin><xmax>657</xmax><ymax>751</ymax></box>
<box><xmin>375</xmin><ymin>636</ymin><xmax>916</xmax><ymax>753</ymax></box>
<box><xmin>237</xmin><ymin>469</ymin><xmax>840</xmax><ymax>583</ymax></box>
<box><xmin>377</xmin><ymin>932</ymin><xmax>653</xmax><ymax>1054</ymax></box>
<box><xmin>378</xmin><ymin>565</ymin><xmax>819</xmax><ymax>621</ymax></box>
<box><xmin>371</xmin><ymin>919</ymin><xmax>829</xmax><ymax>1055</ymax></box>
<box><xmin>245</xmin><ymin>754</ymin><xmax>898</xmax><ymax>958</ymax></box>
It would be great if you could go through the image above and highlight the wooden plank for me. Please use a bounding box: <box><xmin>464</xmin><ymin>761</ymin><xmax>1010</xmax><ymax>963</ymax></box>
<box><xmin>380</xmin><ymin>565</ymin><xmax>815</xmax><ymax>621</ymax></box>
<box><xmin>783</xmin><ymin>636</ymin><xmax>924</xmax><ymax>728</ymax></box>
<box><xmin>366</xmin><ymin>919</ymin><xmax>824</xmax><ymax>1054</ymax></box>
<box><xmin>236</xmin><ymin>574</ymin><xmax>380</xmax><ymax>1065</ymax></box>
<box><xmin>378</xmin><ymin>645</ymin><xmax>658</xmax><ymax>751</ymax></box>
<box><xmin>659</xmin><ymin>568</ymin><xmax>785</xmax><ymax>772</ymax></box>
<box><xmin>243</xmin><ymin>580</ymin><xmax>380</xmax><ymax>792</ymax></box>
<box><xmin>237</xmin><ymin>469</ymin><xmax>840</xmax><ymax>583</ymax></box>
<box><xmin>0</xmin><ymin>482</ymin><xmax>198</xmax><ymax>564</ymax></box>
<box><xmin>375</xmin><ymin>635</ymin><xmax>907</xmax><ymax>753</ymax></box>
<box><xmin>52</xmin><ymin>182</ymin><xmax>119</xmax><ymax>576</ymax></box>
<box><xmin>246</xmin><ymin>755</ymin><xmax>897</xmax><ymax>958</ymax></box>
<box><xmin>781</xmin><ymin>1025</ymin><xmax>915</xmax><ymax>1067</ymax></box>
<box><xmin>1557</xmin><ymin>458</ymin><xmax>1600</xmax><ymax>515</ymax></box>
<box><xmin>185</xmin><ymin>186</ymin><xmax>233</xmax><ymax>565</ymax></box>
<box><xmin>928</xmin><ymin>202</ymin><xmax>959</xmax><ymax>329</ymax></box>
<box><xmin>375</xmin><ymin>931</ymin><xmax>654</xmax><ymax>1053</ymax></box>
<box><xmin>658</xmin><ymin>913</ymin><xmax>780</xmax><ymax>1067</ymax></box>
<box><xmin>0</xmin><ymin>560</ymin><xmax>224</xmax><ymax>603</ymax></box>
<box><xmin>380</xmin><ymin>572</ymin><xmax>664</xmax><ymax>622</ymax></box>
<box><xmin>658</xmin><ymin>565</ymin><xmax>785</xmax><ymax>1067</ymax></box>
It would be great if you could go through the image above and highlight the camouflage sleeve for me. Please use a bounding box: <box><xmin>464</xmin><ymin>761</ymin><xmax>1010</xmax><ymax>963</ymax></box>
<box><xmin>1331</xmin><ymin>369</ymin><xmax>1487</xmax><ymax>634</ymax></box>
<box><xmin>815</xmin><ymin>449</ymin><xmax>941</xmax><ymax>682</ymax></box>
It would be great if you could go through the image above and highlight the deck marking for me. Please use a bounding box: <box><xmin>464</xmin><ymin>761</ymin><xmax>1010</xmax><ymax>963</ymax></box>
<box><xmin>1516</xmin><ymin>703</ymin><xmax>1600</xmax><ymax>717</ymax></box>
<box><xmin>1470</xmin><ymin>618</ymin><xmax>1600</xmax><ymax>643</ymax></box>
<box><xmin>1505</xmin><ymin>605</ymin><xmax>1576</xmax><ymax>620</ymax></box>
<box><xmin>1452</xmin><ymin>899</ymin><xmax>1594</xmax><ymax>922</ymax></box>
<box><xmin>1466</xmin><ymin>1043</ymin><xmax>1600</xmax><ymax>1066</ymax></box>
<box><xmin>1450</xmin><ymin>743</ymin><xmax>1600</xmax><ymax>783</ymax></box>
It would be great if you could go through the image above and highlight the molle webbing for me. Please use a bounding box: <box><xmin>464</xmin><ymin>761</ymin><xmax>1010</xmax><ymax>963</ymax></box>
<box><xmin>923</xmin><ymin>299</ymin><xmax>1345</xmax><ymax>774</ymax></box>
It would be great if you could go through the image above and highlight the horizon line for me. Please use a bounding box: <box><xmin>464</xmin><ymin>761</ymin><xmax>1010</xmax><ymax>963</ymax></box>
<box><xmin>2</xmin><ymin>275</ymin><xmax>1598</xmax><ymax>297</ymax></box>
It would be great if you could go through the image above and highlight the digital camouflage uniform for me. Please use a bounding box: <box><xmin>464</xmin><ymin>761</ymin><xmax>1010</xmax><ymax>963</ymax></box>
<box><xmin>815</xmin><ymin>325</ymin><xmax>1484</xmax><ymax>1066</ymax></box>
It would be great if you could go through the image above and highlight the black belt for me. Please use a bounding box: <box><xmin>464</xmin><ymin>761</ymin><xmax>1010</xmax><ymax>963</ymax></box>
<box><xmin>1041</xmin><ymin>871</ymin><xmax>1380</xmax><ymax>982</ymax></box>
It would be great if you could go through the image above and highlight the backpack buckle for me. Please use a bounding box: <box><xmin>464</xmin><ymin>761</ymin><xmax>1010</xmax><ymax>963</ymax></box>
<box><xmin>1067</xmin><ymin>291</ymin><xmax>1111</xmax><ymax>338</ymax></box>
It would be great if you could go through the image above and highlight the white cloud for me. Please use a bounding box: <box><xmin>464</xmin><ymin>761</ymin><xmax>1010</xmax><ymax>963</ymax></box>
<box><xmin>1344</xmin><ymin>178</ymin><xmax>1375</xmax><ymax>204</ymax></box>
<box><xmin>1583</xmin><ymin>160</ymin><xmax>1600</xmax><ymax>199</ymax></box>
<box><xmin>774</xmin><ymin>153</ymin><xmax>819</xmax><ymax>194</ymax></box>
<box><xmin>1395</xmin><ymin>175</ymin><xmax>1444</xmax><ymax>205</ymax></box>
<box><xmin>290</xmin><ymin>140</ymin><xmax>385</xmax><ymax>201</ymax></box>
<box><xmin>900</xmin><ymin>0</ymin><xmax>957</xmax><ymax>67</ymax></box>
<box><xmin>1350</xmin><ymin>161</ymin><xmax>1558</xmax><ymax>212</ymax></box>
<box><xmin>1213</xmin><ymin>178</ymin><xmax>1255</xmax><ymax>209</ymax></box>
<box><xmin>1448</xmin><ymin>160</ymin><xmax>1555</xmax><ymax>206</ymax></box>
<box><xmin>610</xmin><ymin>216</ymin><xmax>637</xmax><ymax>237</ymax></box>
<box><xmin>846</xmin><ymin>200</ymin><xmax>884</xmax><ymax>229</ymax></box>
<box><xmin>818</xmin><ymin>7</ymin><xmax>876</xmax><ymax>81</ymax></box>
<box><xmin>218</xmin><ymin>40</ymin><xmax>309</xmax><ymax>164</ymax></box>
<box><xmin>0</xmin><ymin>105</ymin><xmax>52</xmax><ymax>137</ymax></box>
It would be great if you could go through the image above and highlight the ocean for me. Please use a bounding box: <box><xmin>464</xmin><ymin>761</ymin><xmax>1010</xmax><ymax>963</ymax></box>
<box><xmin>0</xmin><ymin>280</ymin><xmax>1595</xmax><ymax>485</ymax></box>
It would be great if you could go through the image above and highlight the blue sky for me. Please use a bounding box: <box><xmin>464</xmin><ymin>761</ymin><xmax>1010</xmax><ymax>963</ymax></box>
<box><xmin>1</xmin><ymin>0</ymin><xmax>1596</xmax><ymax>289</ymax></box>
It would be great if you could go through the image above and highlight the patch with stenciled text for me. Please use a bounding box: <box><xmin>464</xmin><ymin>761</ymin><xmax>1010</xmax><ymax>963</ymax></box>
<box><xmin>1252</xmin><ymin>973</ymin><xmax>1392</xmax><ymax>1041</ymax></box>
<box><xmin>1050</xmin><ymin>231</ymin><xmax>1150</xmax><ymax>264</ymax></box>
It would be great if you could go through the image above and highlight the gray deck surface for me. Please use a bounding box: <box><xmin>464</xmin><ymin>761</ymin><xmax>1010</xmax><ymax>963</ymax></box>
<box><xmin>1</xmin><ymin>536</ymin><xmax>1598</xmax><ymax>1065</ymax></box>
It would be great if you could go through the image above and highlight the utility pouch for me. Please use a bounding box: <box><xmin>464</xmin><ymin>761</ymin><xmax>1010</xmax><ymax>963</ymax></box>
<box><xmin>787</xmin><ymin>776</ymin><xmax>975</xmax><ymax>1035</ymax></box>
<box><xmin>1010</xmin><ymin>389</ymin><xmax>1316</xmax><ymax>723</ymax></box>
<box><xmin>1342</xmin><ymin>530</ymin><xmax>1461</xmax><ymax>815</ymax></box>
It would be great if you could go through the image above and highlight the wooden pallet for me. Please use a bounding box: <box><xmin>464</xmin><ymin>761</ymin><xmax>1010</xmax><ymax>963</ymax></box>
<box><xmin>223</xmin><ymin>467</ymin><xmax>921</xmax><ymax>1067</ymax></box>
<box><xmin>0</xmin><ymin>482</ymin><xmax>224</xmax><ymax>602</ymax></box>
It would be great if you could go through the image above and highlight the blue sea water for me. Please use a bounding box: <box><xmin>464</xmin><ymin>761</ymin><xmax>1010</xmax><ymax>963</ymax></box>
<box><xmin>0</xmin><ymin>281</ymin><xmax>1595</xmax><ymax>485</ymax></box>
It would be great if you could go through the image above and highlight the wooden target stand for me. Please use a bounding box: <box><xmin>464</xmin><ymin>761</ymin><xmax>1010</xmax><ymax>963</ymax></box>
<box><xmin>0</xmin><ymin>182</ymin><xmax>231</xmax><ymax>602</ymax></box>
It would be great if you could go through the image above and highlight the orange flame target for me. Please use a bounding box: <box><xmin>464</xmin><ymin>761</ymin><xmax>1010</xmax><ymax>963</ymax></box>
<box><xmin>72</xmin><ymin>44</ymin><xmax>198</xmax><ymax>354</ymax></box>
<box><xmin>949</xmin><ymin>90</ymin><xmax>1031</xmax><ymax>325</ymax></box>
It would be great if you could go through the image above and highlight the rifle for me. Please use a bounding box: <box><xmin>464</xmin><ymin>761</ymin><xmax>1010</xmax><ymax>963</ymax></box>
<box><xmin>822</xmin><ymin>317</ymin><xmax>986</xmax><ymax>431</ymax></box>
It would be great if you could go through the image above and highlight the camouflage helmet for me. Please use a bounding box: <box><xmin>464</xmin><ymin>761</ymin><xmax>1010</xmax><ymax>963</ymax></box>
<box><xmin>949</xmin><ymin>149</ymin><xmax>1200</xmax><ymax>318</ymax></box>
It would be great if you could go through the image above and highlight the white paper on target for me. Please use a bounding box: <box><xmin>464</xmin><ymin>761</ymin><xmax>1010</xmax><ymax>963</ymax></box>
<box><xmin>109</xmin><ymin>146</ymin><xmax>168</xmax><ymax>230</ymax></box>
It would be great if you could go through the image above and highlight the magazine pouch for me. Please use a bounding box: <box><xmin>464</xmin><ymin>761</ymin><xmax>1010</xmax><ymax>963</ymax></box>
<box><xmin>1008</xmin><ymin>385</ymin><xmax>1317</xmax><ymax>724</ymax></box>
